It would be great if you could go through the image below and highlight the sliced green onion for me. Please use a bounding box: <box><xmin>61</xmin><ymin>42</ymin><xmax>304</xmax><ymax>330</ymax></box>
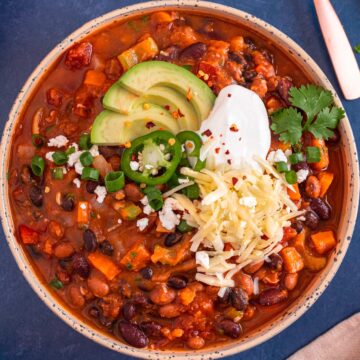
<box><xmin>306</xmin><ymin>146</ymin><xmax>321</xmax><ymax>163</ymax></box>
<box><xmin>143</xmin><ymin>186</ymin><xmax>163</xmax><ymax>211</ymax></box>
<box><xmin>52</xmin><ymin>151</ymin><xmax>68</xmax><ymax>165</ymax></box>
<box><xmin>289</xmin><ymin>152</ymin><xmax>304</xmax><ymax>164</ymax></box>
<box><xmin>31</xmin><ymin>134</ymin><xmax>46</xmax><ymax>148</ymax></box>
<box><xmin>31</xmin><ymin>155</ymin><xmax>45</xmax><ymax>177</ymax></box>
<box><xmin>285</xmin><ymin>170</ymin><xmax>298</xmax><ymax>184</ymax></box>
<box><xmin>177</xmin><ymin>220</ymin><xmax>193</xmax><ymax>233</ymax></box>
<box><xmin>182</xmin><ymin>183</ymin><xmax>200</xmax><ymax>200</ymax></box>
<box><xmin>51</xmin><ymin>167</ymin><xmax>64</xmax><ymax>180</ymax></box>
<box><xmin>105</xmin><ymin>171</ymin><xmax>125</xmax><ymax>193</ymax></box>
<box><xmin>66</xmin><ymin>146</ymin><xmax>76</xmax><ymax>155</ymax></box>
<box><xmin>81</xmin><ymin>167</ymin><xmax>99</xmax><ymax>181</ymax></box>
<box><xmin>80</xmin><ymin>151</ymin><xmax>93</xmax><ymax>167</ymax></box>
<box><xmin>276</xmin><ymin>161</ymin><xmax>288</xmax><ymax>173</ymax></box>
<box><xmin>49</xmin><ymin>278</ymin><xmax>63</xmax><ymax>290</ymax></box>
<box><xmin>79</xmin><ymin>133</ymin><xmax>92</xmax><ymax>150</ymax></box>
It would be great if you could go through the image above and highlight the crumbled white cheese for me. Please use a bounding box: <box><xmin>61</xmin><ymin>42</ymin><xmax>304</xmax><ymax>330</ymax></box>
<box><xmin>267</xmin><ymin>149</ymin><xmax>287</xmax><ymax>163</ymax></box>
<box><xmin>196</xmin><ymin>251</ymin><xmax>210</xmax><ymax>269</ymax></box>
<box><xmin>73</xmin><ymin>178</ymin><xmax>81</xmax><ymax>188</ymax></box>
<box><xmin>239</xmin><ymin>196</ymin><xmax>257</xmax><ymax>208</ymax></box>
<box><xmin>94</xmin><ymin>186</ymin><xmax>107</xmax><ymax>204</ymax></box>
<box><xmin>89</xmin><ymin>145</ymin><xmax>99</xmax><ymax>157</ymax></box>
<box><xmin>68</xmin><ymin>151</ymin><xmax>82</xmax><ymax>167</ymax></box>
<box><xmin>117</xmin><ymin>218</ymin><xmax>122</xmax><ymax>224</ymax></box>
<box><xmin>47</xmin><ymin>135</ymin><xmax>69</xmax><ymax>148</ymax></box>
<box><xmin>70</xmin><ymin>143</ymin><xmax>79</xmax><ymax>152</ymax></box>
<box><xmin>75</xmin><ymin>162</ymin><xmax>84</xmax><ymax>175</ymax></box>
<box><xmin>296</xmin><ymin>169</ymin><xmax>309</xmax><ymax>183</ymax></box>
<box><xmin>140</xmin><ymin>196</ymin><xmax>154</xmax><ymax>215</ymax></box>
<box><xmin>136</xmin><ymin>218</ymin><xmax>149</xmax><ymax>231</ymax></box>
<box><xmin>159</xmin><ymin>197</ymin><xmax>182</xmax><ymax>230</ymax></box>
<box><xmin>45</xmin><ymin>152</ymin><xmax>55</xmax><ymax>162</ymax></box>
<box><xmin>130</xmin><ymin>161</ymin><xmax>139</xmax><ymax>171</ymax></box>
<box><xmin>80</xmin><ymin>202</ymin><xmax>87</xmax><ymax>210</ymax></box>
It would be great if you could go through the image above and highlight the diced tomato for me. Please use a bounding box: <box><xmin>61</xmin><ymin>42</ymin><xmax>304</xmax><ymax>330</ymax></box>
<box><xmin>19</xmin><ymin>225</ymin><xmax>39</xmax><ymax>245</ymax></box>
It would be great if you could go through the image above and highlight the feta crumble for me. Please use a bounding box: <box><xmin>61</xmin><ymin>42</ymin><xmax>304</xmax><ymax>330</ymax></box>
<box><xmin>74</xmin><ymin>162</ymin><xmax>84</xmax><ymax>175</ymax></box>
<box><xmin>73</xmin><ymin>178</ymin><xmax>81</xmax><ymax>188</ymax></box>
<box><xmin>130</xmin><ymin>161</ymin><xmax>139</xmax><ymax>171</ymax></box>
<box><xmin>94</xmin><ymin>186</ymin><xmax>107</xmax><ymax>204</ymax></box>
<box><xmin>45</xmin><ymin>152</ymin><xmax>55</xmax><ymax>162</ymax></box>
<box><xmin>267</xmin><ymin>149</ymin><xmax>287</xmax><ymax>163</ymax></box>
<box><xmin>159</xmin><ymin>198</ymin><xmax>182</xmax><ymax>230</ymax></box>
<box><xmin>136</xmin><ymin>218</ymin><xmax>149</xmax><ymax>231</ymax></box>
<box><xmin>140</xmin><ymin>196</ymin><xmax>154</xmax><ymax>215</ymax></box>
<box><xmin>47</xmin><ymin>135</ymin><xmax>69</xmax><ymax>148</ymax></box>
<box><xmin>296</xmin><ymin>169</ymin><xmax>309</xmax><ymax>183</ymax></box>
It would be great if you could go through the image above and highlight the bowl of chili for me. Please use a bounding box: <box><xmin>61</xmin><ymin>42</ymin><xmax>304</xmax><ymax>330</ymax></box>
<box><xmin>0</xmin><ymin>1</ymin><xmax>358</xmax><ymax>359</ymax></box>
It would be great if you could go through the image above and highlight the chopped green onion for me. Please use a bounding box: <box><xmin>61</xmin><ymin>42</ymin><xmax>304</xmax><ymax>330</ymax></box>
<box><xmin>52</xmin><ymin>151</ymin><xmax>68</xmax><ymax>165</ymax></box>
<box><xmin>289</xmin><ymin>152</ymin><xmax>304</xmax><ymax>164</ymax></box>
<box><xmin>143</xmin><ymin>186</ymin><xmax>163</xmax><ymax>211</ymax></box>
<box><xmin>51</xmin><ymin>167</ymin><xmax>64</xmax><ymax>180</ymax></box>
<box><xmin>79</xmin><ymin>133</ymin><xmax>92</xmax><ymax>150</ymax></box>
<box><xmin>66</xmin><ymin>146</ymin><xmax>76</xmax><ymax>155</ymax></box>
<box><xmin>285</xmin><ymin>170</ymin><xmax>298</xmax><ymax>184</ymax></box>
<box><xmin>182</xmin><ymin>183</ymin><xmax>200</xmax><ymax>199</ymax></box>
<box><xmin>80</xmin><ymin>151</ymin><xmax>93</xmax><ymax>167</ymax></box>
<box><xmin>276</xmin><ymin>161</ymin><xmax>288</xmax><ymax>173</ymax></box>
<box><xmin>49</xmin><ymin>278</ymin><xmax>63</xmax><ymax>290</ymax></box>
<box><xmin>306</xmin><ymin>146</ymin><xmax>321</xmax><ymax>163</ymax></box>
<box><xmin>105</xmin><ymin>171</ymin><xmax>125</xmax><ymax>193</ymax></box>
<box><xmin>31</xmin><ymin>134</ymin><xmax>46</xmax><ymax>148</ymax></box>
<box><xmin>31</xmin><ymin>156</ymin><xmax>45</xmax><ymax>177</ymax></box>
<box><xmin>81</xmin><ymin>167</ymin><xmax>99</xmax><ymax>181</ymax></box>
<box><xmin>177</xmin><ymin>220</ymin><xmax>193</xmax><ymax>233</ymax></box>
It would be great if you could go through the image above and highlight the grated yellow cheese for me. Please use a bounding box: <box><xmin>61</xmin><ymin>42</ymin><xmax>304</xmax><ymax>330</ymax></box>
<box><xmin>173</xmin><ymin>159</ymin><xmax>304</xmax><ymax>289</ymax></box>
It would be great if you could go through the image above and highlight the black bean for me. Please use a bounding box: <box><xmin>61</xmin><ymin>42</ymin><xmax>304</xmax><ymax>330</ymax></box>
<box><xmin>179</xmin><ymin>42</ymin><xmax>207</xmax><ymax>62</ymax></box>
<box><xmin>218</xmin><ymin>287</ymin><xmax>231</xmax><ymax>304</ymax></box>
<box><xmin>99</xmin><ymin>315</ymin><xmax>114</xmax><ymax>328</ymax></box>
<box><xmin>277</xmin><ymin>77</ymin><xmax>293</xmax><ymax>105</ymax></box>
<box><xmin>29</xmin><ymin>185</ymin><xmax>43</xmax><ymax>207</ymax></box>
<box><xmin>244</xmin><ymin>37</ymin><xmax>256</xmax><ymax>50</ymax></box>
<box><xmin>310</xmin><ymin>198</ymin><xmax>331</xmax><ymax>220</ymax></box>
<box><xmin>217</xmin><ymin>319</ymin><xmax>242</xmax><ymax>338</ymax></box>
<box><xmin>72</xmin><ymin>253</ymin><xmax>90</xmax><ymax>278</ymax></box>
<box><xmin>229</xmin><ymin>52</ymin><xmax>247</xmax><ymax>66</ymax></box>
<box><xmin>99</xmin><ymin>240</ymin><xmax>113</xmax><ymax>256</ymax></box>
<box><xmin>164</xmin><ymin>232</ymin><xmax>183</xmax><ymax>247</ymax></box>
<box><xmin>260</xmin><ymin>49</ymin><xmax>274</xmax><ymax>64</ymax></box>
<box><xmin>140</xmin><ymin>321</ymin><xmax>162</xmax><ymax>338</ymax></box>
<box><xmin>140</xmin><ymin>267</ymin><xmax>153</xmax><ymax>280</ymax></box>
<box><xmin>83</xmin><ymin>229</ymin><xmax>98</xmax><ymax>252</ymax></box>
<box><xmin>230</xmin><ymin>288</ymin><xmax>248</xmax><ymax>311</ymax></box>
<box><xmin>156</xmin><ymin>46</ymin><xmax>180</xmax><ymax>62</ymax></box>
<box><xmin>258</xmin><ymin>288</ymin><xmax>288</xmax><ymax>306</ymax></box>
<box><xmin>268</xmin><ymin>254</ymin><xmax>283</xmax><ymax>272</ymax></box>
<box><xmin>122</xmin><ymin>302</ymin><xmax>136</xmax><ymax>321</ymax></box>
<box><xmin>326</xmin><ymin>128</ymin><xmax>340</xmax><ymax>146</ymax></box>
<box><xmin>88</xmin><ymin>306</ymin><xmax>100</xmax><ymax>318</ymax></box>
<box><xmin>20</xmin><ymin>165</ymin><xmax>33</xmax><ymax>184</ymax></box>
<box><xmin>167</xmin><ymin>276</ymin><xmax>188</xmax><ymax>289</ymax></box>
<box><xmin>86</xmin><ymin>180</ymin><xmax>98</xmax><ymax>194</ymax></box>
<box><xmin>292</xmin><ymin>161</ymin><xmax>309</xmax><ymax>172</ymax></box>
<box><xmin>243</xmin><ymin>70</ymin><xmax>257</xmax><ymax>82</ymax></box>
<box><xmin>118</xmin><ymin>322</ymin><xmax>149</xmax><ymax>348</ymax></box>
<box><xmin>61</xmin><ymin>194</ymin><xmax>75</xmax><ymax>211</ymax></box>
<box><xmin>291</xmin><ymin>220</ymin><xmax>304</xmax><ymax>234</ymax></box>
<box><xmin>304</xmin><ymin>210</ymin><xmax>320</xmax><ymax>229</ymax></box>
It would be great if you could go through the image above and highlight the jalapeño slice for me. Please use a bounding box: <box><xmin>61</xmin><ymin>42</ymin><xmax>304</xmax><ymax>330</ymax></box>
<box><xmin>176</xmin><ymin>130</ymin><xmax>205</xmax><ymax>171</ymax></box>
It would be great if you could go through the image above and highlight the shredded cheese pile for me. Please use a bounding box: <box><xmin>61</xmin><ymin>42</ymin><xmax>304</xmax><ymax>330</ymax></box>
<box><xmin>172</xmin><ymin>158</ymin><xmax>304</xmax><ymax>292</ymax></box>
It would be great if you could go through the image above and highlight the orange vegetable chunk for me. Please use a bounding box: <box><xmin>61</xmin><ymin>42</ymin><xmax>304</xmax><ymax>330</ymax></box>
<box><xmin>287</xmin><ymin>183</ymin><xmax>301</xmax><ymax>201</ymax></box>
<box><xmin>280</xmin><ymin>246</ymin><xmax>304</xmax><ymax>273</ymax></box>
<box><xmin>310</xmin><ymin>230</ymin><xmax>337</xmax><ymax>255</ymax></box>
<box><xmin>87</xmin><ymin>252</ymin><xmax>120</xmax><ymax>280</ymax></box>
<box><xmin>119</xmin><ymin>243</ymin><xmax>151</xmax><ymax>271</ymax></box>
<box><xmin>318</xmin><ymin>172</ymin><xmax>334</xmax><ymax>197</ymax></box>
<box><xmin>77</xmin><ymin>201</ymin><xmax>90</xmax><ymax>225</ymax></box>
<box><xmin>83</xmin><ymin>70</ymin><xmax>106</xmax><ymax>87</ymax></box>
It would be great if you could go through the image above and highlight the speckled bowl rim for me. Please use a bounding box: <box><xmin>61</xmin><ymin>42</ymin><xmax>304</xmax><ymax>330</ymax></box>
<box><xmin>1</xmin><ymin>1</ymin><xmax>358</xmax><ymax>359</ymax></box>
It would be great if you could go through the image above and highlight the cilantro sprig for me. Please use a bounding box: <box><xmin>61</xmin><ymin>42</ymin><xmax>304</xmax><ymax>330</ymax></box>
<box><xmin>270</xmin><ymin>85</ymin><xmax>344</xmax><ymax>145</ymax></box>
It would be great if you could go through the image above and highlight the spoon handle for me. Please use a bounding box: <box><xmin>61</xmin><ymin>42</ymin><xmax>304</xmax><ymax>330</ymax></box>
<box><xmin>314</xmin><ymin>0</ymin><xmax>360</xmax><ymax>100</ymax></box>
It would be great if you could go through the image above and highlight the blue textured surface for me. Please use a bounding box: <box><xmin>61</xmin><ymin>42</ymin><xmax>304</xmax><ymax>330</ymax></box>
<box><xmin>0</xmin><ymin>1</ymin><xmax>359</xmax><ymax>359</ymax></box>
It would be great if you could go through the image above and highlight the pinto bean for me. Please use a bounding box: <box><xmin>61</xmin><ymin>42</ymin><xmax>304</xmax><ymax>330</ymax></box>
<box><xmin>48</xmin><ymin>221</ymin><xmax>64</xmax><ymax>239</ymax></box>
<box><xmin>244</xmin><ymin>260</ymin><xmax>264</xmax><ymax>274</ymax></box>
<box><xmin>118</xmin><ymin>322</ymin><xmax>149</xmax><ymax>348</ymax></box>
<box><xmin>187</xmin><ymin>336</ymin><xmax>205</xmax><ymax>349</ymax></box>
<box><xmin>258</xmin><ymin>288</ymin><xmax>288</xmax><ymax>306</ymax></box>
<box><xmin>310</xmin><ymin>198</ymin><xmax>331</xmax><ymax>220</ymax></box>
<box><xmin>67</xmin><ymin>285</ymin><xmax>85</xmax><ymax>308</ymax></box>
<box><xmin>233</xmin><ymin>271</ymin><xmax>254</xmax><ymax>296</ymax></box>
<box><xmin>87</xmin><ymin>271</ymin><xmax>109</xmax><ymax>297</ymax></box>
<box><xmin>54</xmin><ymin>242</ymin><xmax>74</xmax><ymax>259</ymax></box>
<box><xmin>179</xmin><ymin>42</ymin><xmax>207</xmax><ymax>62</ymax></box>
<box><xmin>149</xmin><ymin>284</ymin><xmax>176</xmax><ymax>305</ymax></box>
<box><xmin>159</xmin><ymin>303</ymin><xmax>182</xmax><ymax>318</ymax></box>
<box><xmin>124</xmin><ymin>183</ymin><xmax>143</xmax><ymax>202</ymax></box>
<box><xmin>305</xmin><ymin>175</ymin><xmax>321</xmax><ymax>198</ymax></box>
<box><xmin>283</xmin><ymin>273</ymin><xmax>299</xmax><ymax>290</ymax></box>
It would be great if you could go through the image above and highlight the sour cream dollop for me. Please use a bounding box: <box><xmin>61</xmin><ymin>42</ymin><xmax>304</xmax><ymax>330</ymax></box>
<box><xmin>199</xmin><ymin>85</ymin><xmax>270</xmax><ymax>169</ymax></box>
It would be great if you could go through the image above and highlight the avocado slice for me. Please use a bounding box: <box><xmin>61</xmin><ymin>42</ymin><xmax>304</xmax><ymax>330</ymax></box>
<box><xmin>119</xmin><ymin>61</ymin><xmax>215</xmax><ymax>122</ymax></box>
<box><xmin>91</xmin><ymin>105</ymin><xmax>180</xmax><ymax>145</ymax></box>
<box><xmin>103</xmin><ymin>83</ymin><xmax>139</xmax><ymax>114</ymax></box>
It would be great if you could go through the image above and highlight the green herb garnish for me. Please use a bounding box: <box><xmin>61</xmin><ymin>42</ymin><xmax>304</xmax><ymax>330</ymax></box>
<box><xmin>49</xmin><ymin>278</ymin><xmax>63</xmax><ymax>290</ymax></box>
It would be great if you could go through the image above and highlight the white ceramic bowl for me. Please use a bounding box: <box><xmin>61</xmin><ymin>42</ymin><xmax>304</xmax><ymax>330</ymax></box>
<box><xmin>1</xmin><ymin>1</ymin><xmax>359</xmax><ymax>359</ymax></box>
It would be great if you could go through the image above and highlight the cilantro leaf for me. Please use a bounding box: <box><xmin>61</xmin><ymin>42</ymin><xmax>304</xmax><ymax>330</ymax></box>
<box><xmin>289</xmin><ymin>85</ymin><xmax>333</xmax><ymax>122</ymax></box>
<box><xmin>271</xmin><ymin>108</ymin><xmax>303</xmax><ymax>145</ymax></box>
<box><xmin>308</xmin><ymin>106</ymin><xmax>345</xmax><ymax>139</ymax></box>
<box><xmin>354</xmin><ymin>44</ymin><xmax>360</xmax><ymax>54</ymax></box>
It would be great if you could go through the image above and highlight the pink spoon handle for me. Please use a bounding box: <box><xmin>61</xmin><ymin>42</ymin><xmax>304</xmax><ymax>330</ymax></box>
<box><xmin>314</xmin><ymin>0</ymin><xmax>360</xmax><ymax>100</ymax></box>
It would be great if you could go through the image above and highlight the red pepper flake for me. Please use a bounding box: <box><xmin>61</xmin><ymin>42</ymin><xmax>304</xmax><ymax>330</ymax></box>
<box><xmin>202</xmin><ymin>129</ymin><xmax>212</xmax><ymax>137</ymax></box>
<box><xmin>222</xmin><ymin>142</ymin><xmax>225</xmax><ymax>146</ymax></box>
<box><xmin>230</xmin><ymin>124</ymin><xmax>239</xmax><ymax>132</ymax></box>
<box><xmin>232</xmin><ymin>177</ymin><xmax>238</xmax><ymax>185</ymax></box>
<box><xmin>215</xmin><ymin>147</ymin><xmax>220</xmax><ymax>154</ymax></box>
<box><xmin>146</xmin><ymin>121</ymin><xmax>155</xmax><ymax>129</ymax></box>
<box><xmin>220</xmin><ymin>134</ymin><xmax>223</xmax><ymax>137</ymax></box>
<box><xmin>225</xmin><ymin>150</ymin><xmax>230</xmax><ymax>155</ymax></box>
<box><xmin>227</xmin><ymin>159</ymin><xmax>232</xmax><ymax>165</ymax></box>
<box><xmin>131</xmin><ymin>154</ymin><xmax>136</xmax><ymax>161</ymax></box>
<box><xmin>164</xmin><ymin>105</ymin><xmax>170</xmax><ymax>111</ymax></box>
<box><xmin>228</xmin><ymin>93</ymin><xmax>232</xmax><ymax>97</ymax></box>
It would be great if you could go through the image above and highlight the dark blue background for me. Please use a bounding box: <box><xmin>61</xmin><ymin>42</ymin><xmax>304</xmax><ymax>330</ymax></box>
<box><xmin>0</xmin><ymin>1</ymin><xmax>359</xmax><ymax>359</ymax></box>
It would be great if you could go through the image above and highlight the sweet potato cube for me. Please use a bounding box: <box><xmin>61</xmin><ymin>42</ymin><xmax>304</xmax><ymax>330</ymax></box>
<box><xmin>311</xmin><ymin>230</ymin><xmax>337</xmax><ymax>255</ymax></box>
<box><xmin>87</xmin><ymin>252</ymin><xmax>120</xmax><ymax>280</ymax></box>
<box><xmin>280</xmin><ymin>246</ymin><xmax>304</xmax><ymax>273</ymax></box>
<box><xmin>119</xmin><ymin>243</ymin><xmax>151</xmax><ymax>271</ymax></box>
